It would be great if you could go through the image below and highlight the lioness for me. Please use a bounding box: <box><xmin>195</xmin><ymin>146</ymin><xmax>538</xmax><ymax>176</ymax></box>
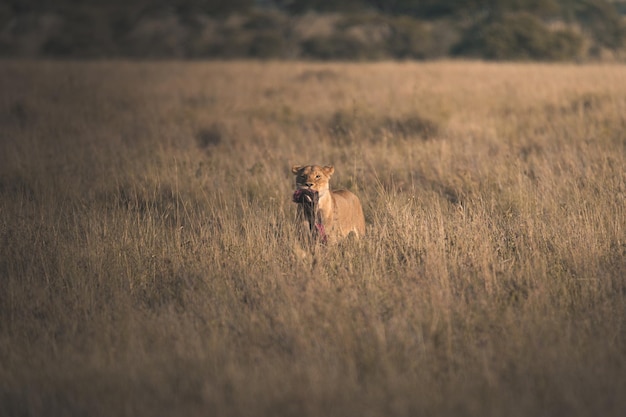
<box><xmin>291</xmin><ymin>164</ymin><xmax>365</xmax><ymax>244</ymax></box>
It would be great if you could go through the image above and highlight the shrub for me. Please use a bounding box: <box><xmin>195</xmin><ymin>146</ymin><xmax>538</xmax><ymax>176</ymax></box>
<box><xmin>242</xmin><ymin>10</ymin><xmax>288</xmax><ymax>30</ymax></box>
<box><xmin>549</xmin><ymin>28</ymin><xmax>583</xmax><ymax>60</ymax></box>
<box><xmin>249</xmin><ymin>30</ymin><xmax>289</xmax><ymax>58</ymax></box>
<box><xmin>301</xmin><ymin>33</ymin><xmax>374</xmax><ymax>60</ymax></box>
<box><xmin>454</xmin><ymin>13</ymin><xmax>583</xmax><ymax>61</ymax></box>
<box><xmin>203</xmin><ymin>29</ymin><xmax>252</xmax><ymax>58</ymax></box>
<box><xmin>41</xmin><ymin>9</ymin><xmax>117</xmax><ymax>58</ymax></box>
<box><xmin>387</xmin><ymin>16</ymin><xmax>431</xmax><ymax>59</ymax></box>
<box><xmin>574</xmin><ymin>0</ymin><xmax>626</xmax><ymax>50</ymax></box>
<box><xmin>302</xmin><ymin>13</ymin><xmax>438</xmax><ymax>60</ymax></box>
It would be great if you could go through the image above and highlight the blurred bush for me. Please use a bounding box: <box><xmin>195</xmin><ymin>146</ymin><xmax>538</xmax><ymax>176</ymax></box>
<box><xmin>302</xmin><ymin>33</ymin><xmax>372</xmax><ymax>60</ymax></box>
<box><xmin>386</xmin><ymin>16</ymin><xmax>432</xmax><ymax>59</ymax></box>
<box><xmin>302</xmin><ymin>13</ymin><xmax>444</xmax><ymax>60</ymax></box>
<box><xmin>453</xmin><ymin>13</ymin><xmax>583</xmax><ymax>61</ymax></box>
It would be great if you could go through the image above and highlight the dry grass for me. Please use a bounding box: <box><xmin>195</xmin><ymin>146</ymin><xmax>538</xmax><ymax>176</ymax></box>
<box><xmin>0</xmin><ymin>60</ymin><xmax>625</xmax><ymax>417</ymax></box>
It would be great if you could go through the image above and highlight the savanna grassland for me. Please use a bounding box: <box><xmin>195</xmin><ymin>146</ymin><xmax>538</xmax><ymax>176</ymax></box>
<box><xmin>1</xmin><ymin>60</ymin><xmax>625</xmax><ymax>417</ymax></box>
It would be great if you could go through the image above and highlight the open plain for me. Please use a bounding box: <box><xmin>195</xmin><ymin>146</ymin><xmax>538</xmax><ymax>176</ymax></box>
<box><xmin>0</xmin><ymin>60</ymin><xmax>625</xmax><ymax>416</ymax></box>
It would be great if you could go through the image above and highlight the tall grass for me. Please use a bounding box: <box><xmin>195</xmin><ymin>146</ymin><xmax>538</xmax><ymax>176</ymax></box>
<box><xmin>0</xmin><ymin>60</ymin><xmax>625</xmax><ymax>417</ymax></box>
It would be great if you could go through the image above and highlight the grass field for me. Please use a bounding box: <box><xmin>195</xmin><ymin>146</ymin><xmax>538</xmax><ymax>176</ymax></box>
<box><xmin>0</xmin><ymin>60</ymin><xmax>625</xmax><ymax>417</ymax></box>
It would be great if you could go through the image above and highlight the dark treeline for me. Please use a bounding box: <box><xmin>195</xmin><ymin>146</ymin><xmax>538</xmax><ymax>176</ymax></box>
<box><xmin>1</xmin><ymin>0</ymin><xmax>625</xmax><ymax>60</ymax></box>
<box><xmin>274</xmin><ymin>0</ymin><xmax>579</xmax><ymax>16</ymax></box>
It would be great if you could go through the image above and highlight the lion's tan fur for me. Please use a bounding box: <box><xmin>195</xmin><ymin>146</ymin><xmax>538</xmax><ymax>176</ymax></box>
<box><xmin>291</xmin><ymin>164</ymin><xmax>366</xmax><ymax>244</ymax></box>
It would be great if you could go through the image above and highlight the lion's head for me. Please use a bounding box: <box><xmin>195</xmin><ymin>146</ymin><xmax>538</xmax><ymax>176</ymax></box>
<box><xmin>291</xmin><ymin>165</ymin><xmax>334</xmax><ymax>194</ymax></box>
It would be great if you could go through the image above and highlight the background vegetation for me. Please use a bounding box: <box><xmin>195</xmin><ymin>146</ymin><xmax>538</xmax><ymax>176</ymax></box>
<box><xmin>1</xmin><ymin>60</ymin><xmax>625</xmax><ymax>416</ymax></box>
<box><xmin>2</xmin><ymin>0</ymin><xmax>626</xmax><ymax>60</ymax></box>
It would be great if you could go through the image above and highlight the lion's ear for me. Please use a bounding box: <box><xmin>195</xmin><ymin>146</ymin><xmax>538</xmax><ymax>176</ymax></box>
<box><xmin>291</xmin><ymin>165</ymin><xmax>302</xmax><ymax>175</ymax></box>
<box><xmin>323</xmin><ymin>166</ymin><xmax>335</xmax><ymax>176</ymax></box>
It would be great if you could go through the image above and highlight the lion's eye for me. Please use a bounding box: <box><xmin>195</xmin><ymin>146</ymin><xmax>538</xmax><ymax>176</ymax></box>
<box><xmin>315</xmin><ymin>175</ymin><xmax>321</xmax><ymax>179</ymax></box>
